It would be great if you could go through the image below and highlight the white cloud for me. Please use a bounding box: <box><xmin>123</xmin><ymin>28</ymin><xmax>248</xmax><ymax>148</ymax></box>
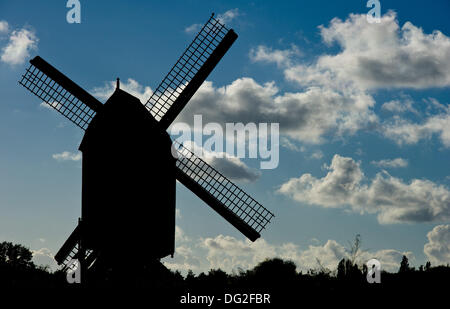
<box><xmin>40</xmin><ymin>101</ymin><xmax>63</xmax><ymax>111</ymax></box>
<box><xmin>296</xmin><ymin>239</ymin><xmax>411</xmax><ymax>273</ymax></box>
<box><xmin>163</xmin><ymin>232</ymin><xmax>411</xmax><ymax>274</ymax></box>
<box><xmin>254</xmin><ymin>12</ymin><xmax>450</xmax><ymax>91</ymax></box>
<box><xmin>52</xmin><ymin>151</ymin><xmax>82</xmax><ymax>162</ymax></box>
<box><xmin>358</xmin><ymin>248</ymin><xmax>414</xmax><ymax>273</ymax></box>
<box><xmin>217</xmin><ymin>8</ymin><xmax>240</xmax><ymax>25</ymax></box>
<box><xmin>164</xmin><ymin>245</ymin><xmax>203</xmax><ymax>272</ymax></box>
<box><xmin>181</xmin><ymin>141</ymin><xmax>261</xmax><ymax>183</ymax></box>
<box><xmin>424</xmin><ymin>224</ymin><xmax>450</xmax><ymax>266</ymax></box>
<box><xmin>0</xmin><ymin>20</ymin><xmax>9</xmax><ymax>34</ymax></box>
<box><xmin>32</xmin><ymin>247</ymin><xmax>57</xmax><ymax>270</ymax></box>
<box><xmin>280</xmin><ymin>137</ymin><xmax>302</xmax><ymax>152</ymax></box>
<box><xmin>1</xmin><ymin>28</ymin><xmax>38</xmax><ymax>65</ymax></box>
<box><xmin>290</xmin><ymin>11</ymin><xmax>450</xmax><ymax>90</ymax></box>
<box><xmin>91</xmin><ymin>78</ymin><xmax>152</xmax><ymax>103</ymax></box>
<box><xmin>175</xmin><ymin>225</ymin><xmax>190</xmax><ymax>243</ymax></box>
<box><xmin>207</xmin><ymin>155</ymin><xmax>261</xmax><ymax>182</ymax></box>
<box><xmin>178</xmin><ymin>78</ymin><xmax>377</xmax><ymax>144</ymax></box>
<box><xmin>249</xmin><ymin>12</ymin><xmax>450</xmax><ymax>146</ymax></box>
<box><xmin>201</xmin><ymin>235</ymin><xmax>278</xmax><ymax>272</ymax></box>
<box><xmin>185</xmin><ymin>9</ymin><xmax>240</xmax><ymax>35</ymax></box>
<box><xmin>310</xmin><ymin>151</ymin><xmax>324</xmax><ymax>160</ymax></box>
<box><xmin>371</xmin><ymin>158</ymin><xmax>408</xmax><ymax>168</ymax></box>
<box><xmin>382</xmin><ymin>96</ymin><xmax>418</xmax><ymax>115</ymax></box>
<box><xmin>278</xmin><ymin>154</ymin><xmax>450</xmax><ymax>224</ymax></box>
<box><xmin>249</xmin><ymin>45</ymin><xmax>301</xmax><ymax>68</ymax></box>
<box><xmin>40</xmin><ymin>102</ymin><xmax>53</xmax><ymax>109</ymax></box>
<box><xmin>184</xmin><ymin>23</ymin><xmax>202</xmax><ymax>34</ymax></box>
<box><xmin>163</xmin><ymin>226</ymin><xmax>201</xmax><ymax>272</ymax></box>
<box><xmin>425</xmin><ymin>97</ymin><xmax>448</xmax><ymax>112</ymax></box>
<box><xmin>180</xmin><ymin>12</ymin><xmax>450</xmax><ymax>146</ymax></box>
<box><xmin>382</xmin><ymin>108</ymin><xmax>450</xmax><ymax>147</ymax></box>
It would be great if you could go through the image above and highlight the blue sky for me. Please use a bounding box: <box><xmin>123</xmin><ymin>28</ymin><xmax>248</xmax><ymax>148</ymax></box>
<box><xmin>1</xmin><ymin>0</ymin><xmax>450</xmax><ymax>273</ymax></box>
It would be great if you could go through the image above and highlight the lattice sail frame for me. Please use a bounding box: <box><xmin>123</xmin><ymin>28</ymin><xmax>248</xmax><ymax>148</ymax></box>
<box><xmin>19</xmin><ymin>63</ymin><xmax>97</xmax><ymax>130</ymax></box>
<box><xmin>145</xmin><ymin>14</ymin><xmax>230</xmax><ymax>122</ymax></box>
<box><xmin>173</xmin><ymin>141</ymin><xmax>275</xmax><ymax>235</ymax></box>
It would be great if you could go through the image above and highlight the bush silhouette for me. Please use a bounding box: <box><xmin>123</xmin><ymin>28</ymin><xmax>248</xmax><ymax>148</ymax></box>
<box><xmin>1</xmin><ymin>240</ymin><xmax>449</xmax><ymax>302</ymax></box>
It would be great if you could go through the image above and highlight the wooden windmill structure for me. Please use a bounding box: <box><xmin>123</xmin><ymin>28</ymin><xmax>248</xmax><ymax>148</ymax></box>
<box><xmin>19</xmin><ymin>14</ymin><xmax>274</xmax><ymax>284</ymax></box>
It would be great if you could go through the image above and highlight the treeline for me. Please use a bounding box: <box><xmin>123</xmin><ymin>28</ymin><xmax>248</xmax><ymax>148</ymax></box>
<box><xmin>1</xmin><ymin>240</ymin><xmax>449</xmax><ymax>301</ymax></box>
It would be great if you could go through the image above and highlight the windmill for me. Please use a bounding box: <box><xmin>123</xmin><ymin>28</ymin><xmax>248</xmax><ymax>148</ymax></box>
<box><xmin>19</xmin><ymin>14</ymin><xmax>274</xmax><ymax>284</ymax></box>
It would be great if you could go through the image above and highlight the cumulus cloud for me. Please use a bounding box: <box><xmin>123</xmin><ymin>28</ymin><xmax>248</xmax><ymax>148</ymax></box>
<box><xmin>185</xmin><ymin>9</ymin><xmax>240</xmax><ymax>35</ymax></box>
<box><xmin>184</xmin><ymin>23</ymin><xmax>202</xmax><ymax>34</ymax></box>
<box><xmin>0</xmin><ymin>20</ymin><xmax>9</xmax><ymax>34</ymax></box>
<box><xmin>249</xmin><ymin>12</ymin><xmax>450</xmax><ymax>146</ymax></box>
<box><xmin>32</xmin><ymin>247</ymin><xmax>57</xmax><ymax>270</ymax></box>
<box><xmin>280</xmin><ymin>137</ymin><xmax>302</xmax><ymax>152</ymax></box>
<box><xmin>298</xmin><ymin>240</ymin><xmax>412</xmax><ymax>273</ymax></box>
<box><xmin>382</xmin><ymin>109</ymin><xmax>450</xmax><ymax>147</ymax></box>
<box><xmin>278</xmin><ymin>154</ymin><xmax>450</xmax><ymax>224</ymax></box>
<box><xmin>164</xmin><ymin>245</ymin><xmax>203</xmax><ymax>272</ymax></box>
<box><xmin>310</xmin><ymin>151</ymin><xmax>324</xmax><ymax>160</ymax></box>
<box><xmin>186</xmin><ymin>14</ymin><xmax>449</xmax><ymax>144</ymax></box>
<box><xmin>162</xmin><ymin>226</ymin><xmax>201</xmax><ymax>272</ymax></box>
<box><xmin>371</xmin><ymin>158</ymin><xmax>408</xmax><ymax>168</ymax></box>
<box><xmin>382</xmin><ymin>97</ymin><xmax>418</xmax><ymax>115</ymax></box>
<box><xmin>424</xmin><ymin>224</ymin><xmax>450</xmax><ymax>266</ymax></box>
<box><xmin>175</xmin><ymin>225</ymin><xmax>190</xmax><ymax>243</ymax></box>
<box><xmin>163</xmin><ymin>232</ymin><xmax>411</xmax><ymax>274</ymax></box>
<box><xmin>254</xmin><ymin>12</ymin><xmax>450</xmax><ymax>91</ymax></box>
<box><xmin>39</xmin><ymin>101</ymin><xmax>64</xmax><ymax>112</ymax></box>
<box><xmin>52</xmin><ymin>151</ymin><xmax>82</xmax><ymax>162</ymax></box>
<box><xmin>217</xmin><ymin>8</ymin><xmax>240</xmax><ymax>25</ymax></box>
<box><xmin>1</xmin><ymin>27</ymin><xmax>38</xmax><ymax>65</ymax></box>
<box><xmin>286</xmin><ymin>11</ymin><xmax>450</xmax><ymax>90</ymax></box>
<box><xmin>91</xmin><ymin>78</ymin><xmax>152</xmax><ymax>103</ymax></box>
<box><xmin>207</xmin><ymin>155</ymin><xmax>261</xmax><ymax>182</ymax></box>
<box><xmin>249</xmin><ymin>45</ymin><xmax>301</xmax><ymax>68</ymax></box>
<box><xmin>178</xmin><ymin>78</ymin><xmax>377</xmax><ymax>144</ymax></box>
<box><xmin>181</xmin><ymin>141</ymin><xmax>261</xmax><ymax>182</ymax></box>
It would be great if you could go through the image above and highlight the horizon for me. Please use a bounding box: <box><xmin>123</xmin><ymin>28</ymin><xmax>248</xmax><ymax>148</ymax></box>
<box><xmin>1</xmin><ymin>0</ymin><xmax>450</xmax><ymax>276</ymax></box>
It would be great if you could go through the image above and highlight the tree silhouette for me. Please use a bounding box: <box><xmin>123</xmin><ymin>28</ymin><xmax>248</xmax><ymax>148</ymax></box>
<box><xmin>2</xmin><ymin>239</ymin><xmax>450</xmax><ymax>301</ymax></box>
<box><xmin>336</xmin><ymin>258</ymin><xmax>362</xmax><ymax>282</ymax></box>
<box><xmin>399</xmin><ymin>255</ymin><xmax>411</xmax><ymax>273</ymax></box>
<box><xmin>0</xmin><ymin>241</ymin><xmax>34</xmax><ymax>269</ymax></box>
<box><xmin>252</xmin><ymin>258</ymin><xmax>297</xmax><ymax>286</ymax></box>
<box><xmin>337</xmin><ymin>258</ymin><xmax>346</xmax><ymax>279</ymax></box>
<box><xmin>0</xmin><ymin>241</ymin><xmax>61</xmax><ymax>288</ymax></box>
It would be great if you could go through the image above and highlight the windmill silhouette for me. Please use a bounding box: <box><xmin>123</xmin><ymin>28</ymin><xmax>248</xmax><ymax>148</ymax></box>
<box><xmin>19</xmin><ymin>14</ymin><xmax>274</xmax><ymax>284</ymax></box>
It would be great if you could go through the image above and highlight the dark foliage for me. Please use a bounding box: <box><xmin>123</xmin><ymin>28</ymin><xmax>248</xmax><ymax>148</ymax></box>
<box><xmin>1</xmin><ymin>241</ymin><xmax>449</xmax><ymax>306</ymax></box>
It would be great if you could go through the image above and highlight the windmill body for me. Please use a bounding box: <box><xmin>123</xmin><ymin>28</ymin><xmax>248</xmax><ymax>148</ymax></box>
<box><xmin>79</xmin><ymin>89</ymin><xmax>176</xmax><ymax>262</ymax></box>
<box><xmin>19</xmin><ymin>14</ymin><xmax>274</xmax><ymax>283</ymax></box>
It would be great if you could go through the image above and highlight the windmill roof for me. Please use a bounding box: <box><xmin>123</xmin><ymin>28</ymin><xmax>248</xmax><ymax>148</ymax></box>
<box><xmin>79</xmin><ymin>88</ymin><xmax>165</xmax><ymax>151</ymax></box>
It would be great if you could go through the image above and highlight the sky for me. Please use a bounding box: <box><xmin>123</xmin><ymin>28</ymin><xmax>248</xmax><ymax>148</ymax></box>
<box><xmin>1</xmin><ymin>0</ymin><xmax>450</xmax><ymax>274</ymax></box>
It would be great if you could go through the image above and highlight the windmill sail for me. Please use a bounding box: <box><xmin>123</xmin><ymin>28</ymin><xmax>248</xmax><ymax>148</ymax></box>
<box><xmin>54</xmin><ymin>224</ymin><xmax>97</xmax><ymax>271</ymax></box>
<box><xmin>19</xmin><ymin>56</ymin><xmax>103</xmax><ymax>130</ymax></box>
<box><xmin>173</xmin><ymin>142</ymin><xmax>274</xmax><ymax>241</ymax></box>
<box><xmin>145</xmin><ymin>14</ymin><xmax>237</xmax><ymax>129</ymax></box>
